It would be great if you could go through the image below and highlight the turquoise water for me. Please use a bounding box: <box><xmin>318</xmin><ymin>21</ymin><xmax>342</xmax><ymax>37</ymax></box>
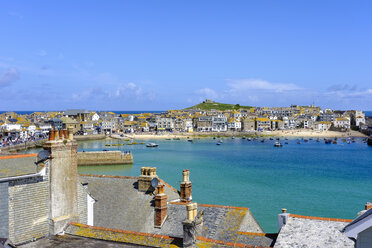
<box><xmin>27</xmin><ymin>137</ymin><xmax>372</xmax><ymax>232</ymax></box>
<box><xmin>74</xmin><ymin>137</ymin><xmax>372</xmax><ymax>233</ymax></box>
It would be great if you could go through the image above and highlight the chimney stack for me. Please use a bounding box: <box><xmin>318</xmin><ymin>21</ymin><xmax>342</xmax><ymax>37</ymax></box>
<box><xmin>43</xmin><ymin>131</ymin><xmax>78</xmax><ymax>234</ymax></box>
<box><xmin>138</xmin><ymin>167</ymin><xmax>157</xmax><ymax>192</ymax></box>
<box><xmin>278</xmin><ymin>208</ymin><xmax>289</xmax><ymax>232</ymax></box>
<box><xmin>68</xmin><ymin>126</ymin><xmax>74</xmax><ymax>140</ymax></box>
<box><xmin>365</xmin><ymin>202</ymin><xmax>372</xmax><ymax>210</ymax></box>
<box><xmin>183</xmin><ymin>202</ymin><xmax>203</xmax><ymax>248</ymax></box>
<box><xmin>357</xmin><ymin>202</ymin><xmax>372</xmax><ymax>217</ymax></box>
<box><xmin>63</xmin><ymin>129</ymin><xmax>68</xmax><ymax>140</ymax></box>
<box><xmin>154</xmin><ymin>184</ymin><xmax>167</xmax><ymax>228</ymax></box>
<box><xmin>59</xmin><ymin>129</ymin><xmax>64</xmax><ymax>140</ymax></box>
<box><xmin>180</xmin><ymin>169</ymin><xmax>192</xmax><ymax>202</ymax></box>
<box><xmin>48</xmin><ymin>129</ymin><xmax>55</xmax><ymax>141</ymax></box>
<box><xmin>55</xmin><ymin>128</ymin><xmax>59</xmax><ymax>140</ymax></box>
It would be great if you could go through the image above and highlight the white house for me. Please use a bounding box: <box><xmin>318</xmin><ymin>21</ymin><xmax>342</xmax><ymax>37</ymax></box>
<box><xmin>91</xmin><ymin>113</ymin><xmax>100</xmax><ymax>121</ymax></box>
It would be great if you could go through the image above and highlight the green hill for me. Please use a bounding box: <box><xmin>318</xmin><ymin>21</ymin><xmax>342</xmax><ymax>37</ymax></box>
<box><xmin>185</xmin><ymin>101</ymin><xmax>253</xmax><ymax>111</ymax></box>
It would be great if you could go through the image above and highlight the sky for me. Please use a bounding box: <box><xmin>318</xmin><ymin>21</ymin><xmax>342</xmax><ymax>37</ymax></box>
<box><xmin>0</xmin><ymin>0</ymin><xmax>371</xmax><ymax>111</ymax></box>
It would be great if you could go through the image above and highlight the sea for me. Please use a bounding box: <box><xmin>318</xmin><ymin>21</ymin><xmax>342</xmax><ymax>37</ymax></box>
<box><xmin>26</xmin><ymin>137</ymin><xmax>372</xmax><ymax>233</ymax></box>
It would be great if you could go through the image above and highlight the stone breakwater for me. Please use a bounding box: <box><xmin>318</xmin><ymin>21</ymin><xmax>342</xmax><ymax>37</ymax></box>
<box><xmin>77</xmin><ymin>151</ymin><xmax>133</xmax><ymax>166</ymax></box>
<box><xmin>74</xmin><ymin>134</ymin><xmax>106</xmax><ymax>141</ymax></box>
<box><xmin>0</xmin><ymin>139</ymin><xmax>47</xmax><ymax>153</ymax></box>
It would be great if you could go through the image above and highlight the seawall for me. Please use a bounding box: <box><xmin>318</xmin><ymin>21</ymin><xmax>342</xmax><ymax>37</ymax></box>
<box><xmin>77</xmin><ymin>151</ymin><xmax>133</xmax><ymax>166</ymax></box>
<box><xmin>74</xmin><ymin>134</ymin><xmax>106</xmax><ymax>141</ymax></box>
<box><xmin>0</xmin><ymin>140</ymin><xmax>47</xmax><ymax>153</ymax></box>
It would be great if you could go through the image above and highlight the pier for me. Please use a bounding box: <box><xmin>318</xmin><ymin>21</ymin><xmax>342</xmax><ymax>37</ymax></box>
<box><xmin>77</xmin><ymin>150</ymin><xmax>133</xmax><ymax>166</ymax></box>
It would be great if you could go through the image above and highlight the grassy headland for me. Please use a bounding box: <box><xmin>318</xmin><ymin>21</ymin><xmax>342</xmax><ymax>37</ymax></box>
<box><xmin>185</xmin><ymin>101</ymin><xmax>253</xmax><ymax>111</ymax></box>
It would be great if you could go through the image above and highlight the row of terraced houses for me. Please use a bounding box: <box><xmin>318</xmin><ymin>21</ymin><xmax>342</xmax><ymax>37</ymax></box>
<box><xmin>0</xmin><ymin>104</ymin><xmax>367</xmax><ymax>142</ymax></box>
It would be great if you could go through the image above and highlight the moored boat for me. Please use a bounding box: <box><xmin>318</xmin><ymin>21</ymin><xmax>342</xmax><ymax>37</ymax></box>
<box><xmin>274</xmin><ymin>142</ymin><xmax>283</xmax><ymax>147</ymax></box>
<box><xmin>146</xmin><ymin>143</ymin><xmax>159</xmax><ymax>147</ymax></box>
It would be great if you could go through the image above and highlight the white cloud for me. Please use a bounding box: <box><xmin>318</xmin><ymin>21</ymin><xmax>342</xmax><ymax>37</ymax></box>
<box><xmin>195</xmin><ymin>88</ymin><xmax>219</xmax><ymax>99</ymax></box>
<box><xmin>0</xmin><ymin>67</ymin><xmax>19</xmax><ymax>88</ymax></box>
<box><xmin>227</xmin><ymin>79</ymin><xmax>301</xmax><ymax>93</ymax></box>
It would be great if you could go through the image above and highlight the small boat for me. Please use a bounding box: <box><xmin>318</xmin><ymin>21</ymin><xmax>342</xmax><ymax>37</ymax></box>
<box><xmin>105</xmin><ymin>144</ymin><xmax>111</xmax><ymax>147</ymax></box>
<box><xmin>247</xmin><ymin>138</ymin><xmax>252</xmax><ymax>141</ymax></box>
<box><xmin>173</xmin><ymin>138</ymin><xmax>180</xmax><ymax>140</ymax></box>
<box><xmin>285</xmin><ymin>142</ymin><xmax>288</xmax><ymax>144</ymax></box>
<box><xmin>187</xmin><ymin>139</ymin><xmax>193</xmax><ymax>142</ymax></box>
<box><xmin>285</xmin><ymin>138</ymin><xmax>288</xmax><ymax>140</ymax></box>
<box><xmin>297</xmin><ymin>141</ymin><xmax>301</xmax><ymax>144</ymax></box>
<box><xmin>274</xmin><ymin>142</ymin><xmax>283</xmax><ymax>147</ymax></box>
<box><xmin>316</xmin><ymin>138</ymin><xmax>320</xmax><ymax>142</ymax></box>
<box><xmin>216</xmin><ymin>142</ymin><xmax>222</xmax><ymax>145</ymax></box>
<box><xmin>242</xmin><ymin>137</ymin><xmax>246</xmax><ymax>140</ymax></box>
<box><xmin>218</xmin><ymin>140</ymin><xmax>223</xmax><ymax>143</ymax></box>
<box><xmin>213</xmin><ymin>137</ymin><xmax>216</xmax><ymax>140</ymax></box>
<box><xmin>146</xmin><ymin>143</ymin><xmax>159</xmax><ymax>147</ymax></box>
<box><xmin>260</xmin><ymin>139</ymin><xmax>265</xmax><ymax>143</ymax></box>
<box><xmin>231</xmin><ymin>136</ymin><xmax>235</xmax><ymax>139</ymax></box>
<box><xmin>165</xmin><ymin>138</ymin><xmax>171</xmax><ymax>140</ymax></box>
<box><xmin>112</xmin><ymin>144</ymin><xmax>124</xmax><ymax>146</ymax></box>
<box><xmin>269</xmin><ymin>138</ymin><xmax>274</xmax><ymax>140</ymax></box>
<box><xmin>332</xmin><ymin>140</ymin><xmax>337</xmax><ymax>144</ymax></box>
<box><xmin>139</xmin><ymin>142</ymin><xmax>145</xmax><ymax>144</ymax></box>
<box><xmin>276</xmin><ymin>138</ymin><xmax>280</xmax><ymax>140</ymax></box>
<box><xmin>325</xmin><ymin>139</ymin><xmax>332</xmax><ymax>144</ymax></box>
<box><xmin>347</xmin><ymin>141</ymin><xmax>351</xmax><ymax>144</ymax></box>
<box><xmin>304</xmin><ymin>139</ymin><xmax>309</xmax><ymax>142</ymax></box>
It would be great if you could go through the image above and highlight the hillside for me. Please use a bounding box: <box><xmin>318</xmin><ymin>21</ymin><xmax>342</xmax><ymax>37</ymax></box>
<box><xmin>185</xmin><ymin>101</ymin><xmax>253</xmax><ymax>111</ymax></box>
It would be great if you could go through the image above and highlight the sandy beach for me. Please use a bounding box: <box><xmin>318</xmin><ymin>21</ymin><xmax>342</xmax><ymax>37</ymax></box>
<box><xmin>112</xmin><ymin>129</ymin><xmax>366</xmax><ymax>140</ymax></box>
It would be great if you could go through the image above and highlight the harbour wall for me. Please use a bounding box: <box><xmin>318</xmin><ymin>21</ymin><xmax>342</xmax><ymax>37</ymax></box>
<box><xmin>0</xmin><ymin>140</ymin><xmax>46</xmax><ymax>153</ymax></box>
<box><xmin>74</xmin><ymin>134</ymin><xmax>106</xmax><ymax>141</ymax></box>
<box><xmin>77</xmin><ymin>151</ymin><xmax>133</xmax><ymax>166</ymax></box>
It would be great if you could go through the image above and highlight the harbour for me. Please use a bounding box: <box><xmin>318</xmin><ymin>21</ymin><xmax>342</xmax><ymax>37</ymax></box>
<box><xmin>26</xmin><ymin>136</ymin><xmax>372</xmax><ymax>233</ymax></box>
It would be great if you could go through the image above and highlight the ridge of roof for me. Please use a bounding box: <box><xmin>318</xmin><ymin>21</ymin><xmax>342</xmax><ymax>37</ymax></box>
<box><xmin>343</xmin><ymin>207</ymin><xmax>372</xmax><ymax>230</ymax></box>
<box><xmin>289</xmin><ymin>213</ymin><xmax>353</xmax><ymax>223</ymax></box>
<box><xmin>0</xmin><ymin>153</ymin><xmax>38</xmax><ymax>160</ymax></box>
<box><xmin>79</xmin><ymin>174</ymin><xmax>138</xmax><ymax>179</ymax></box>
<box><xmin>169</xmin><ymin>201</ymin><xmax>249</xmax><ymax>210</ymax></box>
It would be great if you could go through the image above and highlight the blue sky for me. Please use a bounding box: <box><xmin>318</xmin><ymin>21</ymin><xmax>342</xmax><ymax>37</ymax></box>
<box><xmin>0</xmin><ymin>1</ymin><xmax>371</xmax><ymax>111</ymax></box>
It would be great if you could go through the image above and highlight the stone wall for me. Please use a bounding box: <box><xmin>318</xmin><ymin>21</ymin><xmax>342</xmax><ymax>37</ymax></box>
<box><xmin>74</xmin><ymin>134</ymin><xmax>106</xmax><ymax>141</ymax></box>
<box><xmin>0</xmin><ymin>182</ymin><xmax>9</xmax><ymax>238</ymax></box>
<box><xmin>77</xmin><ymin>151</ymin><xmax>133</xmax><ymax>166</ymax></box>
<box><xmin>8</xmin><ymin>176</ymin><xmax>49</xmax><ymax>245</ymax></box>
<box><xmin>0</xmin><ymin>140</ymin><xmax>46</xmax><ymax>153</ymax></box>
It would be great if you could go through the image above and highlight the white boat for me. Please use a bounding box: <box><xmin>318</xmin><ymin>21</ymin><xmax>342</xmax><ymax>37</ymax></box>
<box><xmin>146</xmin><ymin>143</ymin><xmax>159</xmax><ymax>147</ymax></box>
<box><xmin>274</xmin><ymin>142</ymin><xmax>283</xmax><ymax>147</ymax></box>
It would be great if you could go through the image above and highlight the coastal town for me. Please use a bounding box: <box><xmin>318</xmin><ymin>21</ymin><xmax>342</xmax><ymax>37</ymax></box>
<box><xmin>0</xmin><ymin>100</ymin><xmax>371</xmax><ymax>147</ymax></box>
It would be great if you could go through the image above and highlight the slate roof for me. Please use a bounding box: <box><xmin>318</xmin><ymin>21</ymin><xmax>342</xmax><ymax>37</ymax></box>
<box><xmin>274</xmin><ymin>216</ymin><xmax>354</xmax><ymax>248</ymax></box>
<box><xmin>78</xmin><ymin>175</ymin><xmax>179</xmax><ymax>234</ymax></box>
<box><xmin>64</xmin><ymin>109</ymin><xmax>90</xmax><ymax>116</ymax></box>
<box><xmin>155</xmin><ymin>203</ymin><xmax>275</xmax><ymax>247</ymax></box>
<box><xmin>343</xmin><ymin>207</ymin><xmax>372</xmax><ymax>230</ymax></box>
<box><xmin>76</xmin><ymin>174</ymin><xmax>274</xmax><ymax>247</ymax></box>
<box><xmin>18</xmin><ymin>234</ymin><xmax>151</xmax><ymax>248</ymax></box>
<box><xmin>0</xmin><ymin>154</ymin><xmax>38</xmax><ymax>178</ymax></box>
